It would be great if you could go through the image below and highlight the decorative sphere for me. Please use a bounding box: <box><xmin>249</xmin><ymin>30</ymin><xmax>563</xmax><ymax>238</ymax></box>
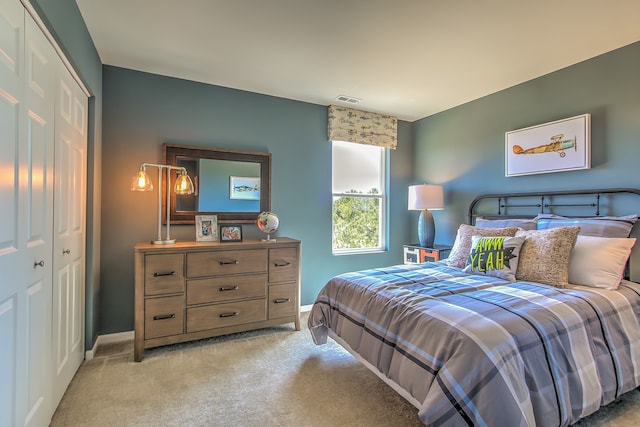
<box><xmin>257</xmin><ymin>212</ymin><xmax>279</xmax><ymax>234</ymax></box>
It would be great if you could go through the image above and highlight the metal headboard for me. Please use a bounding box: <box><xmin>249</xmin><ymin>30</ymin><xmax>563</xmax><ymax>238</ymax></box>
<box><xmin>468</xmin><ymin>188</ymin><xmax>640</xmax><ymax>283</ymax></box>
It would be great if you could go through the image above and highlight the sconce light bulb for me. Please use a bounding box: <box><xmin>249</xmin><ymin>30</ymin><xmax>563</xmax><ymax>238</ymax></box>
<box><xmin>137</xmin><ymin>173</ymin><xmax>147</xmax><ymax>189</ymax></box>
<box><xmin>131</xmin><ymin>169</ymin><xmax>152</xmax><ymax>191</ymax></box>
<box><xmin>175</xmin><ymin>172</ymin><xmax>194</xmax><ymax>195</ymax></box>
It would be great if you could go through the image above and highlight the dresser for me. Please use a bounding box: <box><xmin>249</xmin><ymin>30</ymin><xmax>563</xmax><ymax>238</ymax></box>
<box><xmin>134</xmin><ymin>238</ymin><xmax>301</xmax><ymax>361</ymax></box>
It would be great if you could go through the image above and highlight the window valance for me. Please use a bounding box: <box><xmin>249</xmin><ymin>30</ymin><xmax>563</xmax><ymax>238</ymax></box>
<box><xmin>327</xmin><ymin>105</ymin><xmax>397</xmax><ymax>149</ymax></box>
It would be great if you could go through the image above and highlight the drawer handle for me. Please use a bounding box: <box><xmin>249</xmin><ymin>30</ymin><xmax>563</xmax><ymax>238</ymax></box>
<box><xmin>219</xmin><ymin>260</ymin><xmax>239</xmax><ymax>265</ymax></box>
<box><xmin>274</xmin><ymin>298</ymin><xmax>291</xmax><ymax>304</ymax></box>
<box><xmin>219</xmin><ymin>286</ymin><xmax>239</xmax><ymax>292</ymax></box>
<box><xmin>219</xmin><ymin>311</ymin><xmax>239</xmax><ymax>318</ymax></box>
<box><xmin>153</xmin><ymin>271</ymin><xmax>176</xmax><ymax>277</ymax></box>
<box><xmin>274</xmin><ymin>262</ymin><xmax>290</xmax><ymax>267</ymax></box>
<box><xmin>153</xmin><ymin>313</ymin><xmax>176</xmax><ymax>320</ymax></box>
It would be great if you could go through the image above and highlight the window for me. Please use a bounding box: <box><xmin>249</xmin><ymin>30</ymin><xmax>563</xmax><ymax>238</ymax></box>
<box><xmin>332</xmin><ymin>140</ymin><xmax>386</xmax><ymax>253</ymax></box>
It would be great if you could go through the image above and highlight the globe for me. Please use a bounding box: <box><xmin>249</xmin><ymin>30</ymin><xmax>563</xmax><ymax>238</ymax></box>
<box><xmin>257</xmin><ymin>212</ymin><xmax>279</xmax><ymax>241</ymax></box>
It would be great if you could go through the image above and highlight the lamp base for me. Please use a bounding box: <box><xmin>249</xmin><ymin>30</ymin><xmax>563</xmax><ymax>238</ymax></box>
<box><xmin>152</xmin><ymin>238</ymin><xmax>176</xmax><ymax>245</ymax></box>
<box><xmin>417</xmin><ymin>209</ymin><xmax>435</xmax><ymax>248</ymax></box>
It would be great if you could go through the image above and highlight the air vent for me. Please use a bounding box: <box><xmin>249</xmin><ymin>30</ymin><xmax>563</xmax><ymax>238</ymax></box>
<box><xmin>334</xmin><ymin>95</ymin><xmax>362</xmax><ymax>104</ymax></box>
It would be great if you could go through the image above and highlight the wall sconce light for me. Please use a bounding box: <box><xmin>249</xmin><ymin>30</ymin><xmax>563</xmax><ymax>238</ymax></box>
<box><xmin>131</xmin><ymin>162</ymin><xmax>194</xmax><ymax>244</ymax></box>
<box><xmin>408</xmin><ymin>184</ymin><xmax>444</xmax><ymax>248</ymax></box>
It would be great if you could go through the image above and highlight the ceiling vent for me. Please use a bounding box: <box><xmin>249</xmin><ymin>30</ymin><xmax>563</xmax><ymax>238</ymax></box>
<box><xmin>334</xmin><ymin>95</ymin><xmax>362</xmax><ymax>104</ymax></box>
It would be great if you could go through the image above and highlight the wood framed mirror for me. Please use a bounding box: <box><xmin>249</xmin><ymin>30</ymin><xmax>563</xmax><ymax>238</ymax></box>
<box><xmin>164</xmin><ymin>143</ymin><xmax>271</xmax><ymax>224</ymax></box>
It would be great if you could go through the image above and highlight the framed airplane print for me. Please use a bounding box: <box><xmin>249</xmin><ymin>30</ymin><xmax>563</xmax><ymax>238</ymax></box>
<box><xmin>505</xmin><ymin>114</ymin><xmax>591</xmax><ymax>177</ymax></box>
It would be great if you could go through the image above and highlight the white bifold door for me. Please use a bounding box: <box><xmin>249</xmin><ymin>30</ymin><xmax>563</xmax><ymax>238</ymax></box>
<box><xmin>51</xmin><ymin>49</ymin><xmax>87</xmax><ymax>409</ymax></box>
<box><xmin>0</xmin><ymin>0</ymin><xmax>87</xmax><ymax>425</ymax></box>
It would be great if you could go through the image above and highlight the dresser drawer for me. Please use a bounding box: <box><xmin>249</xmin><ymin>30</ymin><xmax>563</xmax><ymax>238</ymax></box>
<box><xmin>187</xmin><ymin>249</ymin><xmax>267</xmax><ymax>278</ymax></box>
<box><xmin>187</xmin><ymin>299</ymin><xmax>266</xmax><ymax>333</ymax></box>
<box><xmin>145</xmin><ymin>253</ymin><xmax>185</xmax><ymax>295</ymax></box>
<box><xmin>145</xmin><ymin>295</ymin><xmax>184</xmax><ymax>339</ymax></box>
<box><xmin>268</xmin><ymin>283</ymin><xmax>297</xmax><ymax>319</ymax></box>
<box><xmin>187</xmin><ymin>274</ymin><xmax>266</xmax><ymax>305</ymax></box>
<box><xmin>269</xmin><ymin>248</ymin><xmax>298</xmax><ymax>283</ymax></box>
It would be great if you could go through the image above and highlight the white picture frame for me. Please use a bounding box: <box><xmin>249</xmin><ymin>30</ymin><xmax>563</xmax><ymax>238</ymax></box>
<box><xmin>195</xmin><ymin>215</ymin><xmax>218</xmax><ymax>242</ymax></box>
<box><xmin>505</xmin><ymin>114</ymin><xmax>591</xmax><ymax>177</ymax></box>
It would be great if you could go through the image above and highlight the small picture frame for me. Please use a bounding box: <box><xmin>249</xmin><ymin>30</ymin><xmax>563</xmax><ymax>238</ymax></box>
<box><xmin>220</xmin><ymin>225</ymin><xmax>243</xmax><ymax>242</ymax></box>
<box><xmin>229</xmin><ymin>176</ymin><xmax>260</xmax><ymax>200</ymax></box>
<box><xmin>195</xmin><ymin>215</ymin><xmax>218</xmax><ymax>242</ymax></box>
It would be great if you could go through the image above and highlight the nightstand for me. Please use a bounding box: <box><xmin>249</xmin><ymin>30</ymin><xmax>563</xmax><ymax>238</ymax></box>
<box><xmin>403</xmin><ymin>244</ymin><xmax>452</xmax><ymax>264</ymax></box>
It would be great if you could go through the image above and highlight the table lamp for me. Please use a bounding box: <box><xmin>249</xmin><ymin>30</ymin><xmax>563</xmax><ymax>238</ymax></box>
<box><xmin>408</xmin><ymin>184</ymin><xmax>444</xmax><ymax>248</ymax></box>
<box><xmin>131</xmin><ymin>162</ymin><xmax>194</xmax><ymax>244</ymax></box>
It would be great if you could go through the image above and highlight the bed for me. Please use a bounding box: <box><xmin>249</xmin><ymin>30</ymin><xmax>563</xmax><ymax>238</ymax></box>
<box><xmin>308</xmin><ymin>188</ymin><xmax>640</xmax><ymax>426</ymax></box>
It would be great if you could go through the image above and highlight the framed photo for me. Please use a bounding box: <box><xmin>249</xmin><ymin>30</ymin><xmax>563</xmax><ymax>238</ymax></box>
<box><xmin>195</xmin><ymin>215</ymin><xmax>218</xmax><ymax>242</ymax></box>
<box><xmin>505</xmin><ymin>114</ymin><xmax>591</xmax><ymax>177</ymax></box>
<box><xmin>229</xmin><ymin>176</ymin><xmax>260</xmax><ymax>200</ymax></box>
<box><xmin>220</xmin><ymin>225</ymin><xmax>243</xmax><ymax>242</ymax></box>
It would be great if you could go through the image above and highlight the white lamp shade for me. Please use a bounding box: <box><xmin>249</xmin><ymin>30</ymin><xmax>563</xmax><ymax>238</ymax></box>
<box><xmin>408</xmin><ymin>185</ymin><xmax>444</xmax><ymax>210</ymax></box>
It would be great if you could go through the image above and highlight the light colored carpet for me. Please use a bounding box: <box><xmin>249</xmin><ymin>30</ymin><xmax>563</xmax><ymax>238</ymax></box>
<box><xmin>51</xmin><ymin>313</ymin><xmax>640</xmax><ymax>426</ymax></box>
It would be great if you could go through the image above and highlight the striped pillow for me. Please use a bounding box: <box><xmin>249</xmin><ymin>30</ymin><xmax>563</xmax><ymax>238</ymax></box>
<box><xmin>475</xmin><ymin>217</ymin><xmax>537</xmax><ymax>231</ymax></box>
<box><xmin>536</xmin><ymin>214</ymin><xmax>636</xmax><ymax>238</ymax></box>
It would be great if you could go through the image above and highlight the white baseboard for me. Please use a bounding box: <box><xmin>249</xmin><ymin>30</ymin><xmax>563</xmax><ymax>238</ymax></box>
<box><xmin>85</xmin><ymin>330</ymin><xmax>134</xmax><ymax>361</ymax></box>
<box><xmin>85</xmin><ymin>306</ymin><xmax>312</xmax><ymax>360</ymax></box>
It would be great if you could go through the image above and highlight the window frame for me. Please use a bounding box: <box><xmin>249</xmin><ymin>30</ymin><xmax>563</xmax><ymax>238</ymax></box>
<box><xmin>331</xmin><ymin>141</ymin><xmax>387</xmax><ymax>254</ymax></box>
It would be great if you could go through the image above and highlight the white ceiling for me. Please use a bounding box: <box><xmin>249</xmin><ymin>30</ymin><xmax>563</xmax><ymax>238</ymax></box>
<box><xmin>75</xmin><ymin>0</ymin><xmax>640</xmax><ymax>122</ymax></box>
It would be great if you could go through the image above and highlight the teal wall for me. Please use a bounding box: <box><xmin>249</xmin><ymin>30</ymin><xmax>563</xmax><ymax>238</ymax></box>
<box><xmin>414</xmin><ymin>41</ymin><xmax>640</xmax><ymax>247</ymax></box>
<box><xmin>30</xmin><ymin>0</ymin><xmax>103</xmax><ymax>349</ymax></box>
<box><xmin>101</xmin><ymin>66</ymin><xmax>414</xmax><ymax>333</ymax></box>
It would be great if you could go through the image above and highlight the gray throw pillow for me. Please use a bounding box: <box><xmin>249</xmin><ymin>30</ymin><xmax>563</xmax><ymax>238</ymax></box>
<box><xmin>515</xmin><ymin>226</ymin><xmax>580</xmax><ymax>288</ymax></box>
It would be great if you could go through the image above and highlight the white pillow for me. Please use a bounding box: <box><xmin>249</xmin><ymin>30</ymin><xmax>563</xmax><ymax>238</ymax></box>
<box><xmin>568</xmin><ymin>235</ymin><xmax>637</xmax><ymax>289</ymax></box>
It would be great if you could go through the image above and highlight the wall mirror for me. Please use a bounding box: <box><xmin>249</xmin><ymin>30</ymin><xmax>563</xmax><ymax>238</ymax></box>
<box><xmin>164</xmin><ymin>143</ymin><xmax>271</xmax><ymax>224</ymax></box>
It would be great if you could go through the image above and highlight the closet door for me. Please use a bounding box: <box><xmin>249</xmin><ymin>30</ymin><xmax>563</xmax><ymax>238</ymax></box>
<box><xmin>0</xmin><ymin>3</ymin><xmax>57</xmax><ymax>426</ymax></box>
<box><xmin>0</xmin><ymin>2</ymin><xmax>24</xmax><ymax>426</ymax></box>
<box><xmin>52</xmin><ymin>63</ymin><xmax>87</xmax><ymax>407</ymax></box>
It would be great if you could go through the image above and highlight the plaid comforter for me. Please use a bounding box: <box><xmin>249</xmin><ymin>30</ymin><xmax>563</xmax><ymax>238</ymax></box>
<box><xmin>308</xmin><ymin>262</ymin><xmax>640</xmax><ymax>426</ymax></box>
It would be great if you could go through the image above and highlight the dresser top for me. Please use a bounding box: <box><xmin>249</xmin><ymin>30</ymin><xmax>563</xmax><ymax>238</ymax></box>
<box><xmin>135</xmin><ymin>237</ymin><xmax>300</xmax><ymax>252</ymax></box>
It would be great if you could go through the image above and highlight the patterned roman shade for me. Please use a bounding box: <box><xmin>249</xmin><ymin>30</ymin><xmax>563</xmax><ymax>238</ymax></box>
<box><xmin>327</xmin><ymin>104</ymin><xmax>398</xmax><ymax>149</ymax></box>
